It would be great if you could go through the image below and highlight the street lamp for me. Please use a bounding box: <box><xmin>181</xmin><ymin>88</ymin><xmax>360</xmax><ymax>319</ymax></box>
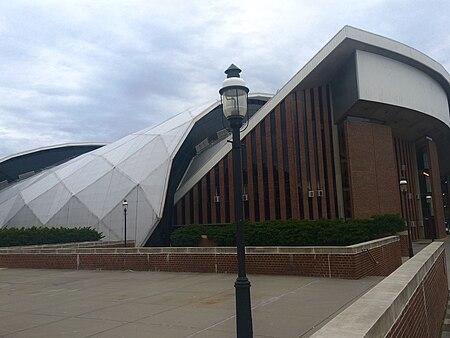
<box><xmin>219</xmin><ymin>64</ymin><xmax>253</xmax><ymax>338</ymax></box>
<box><xmin>399</xmin><ymin>178</ymin><xmax>414</xmax><ymax>258</ymax></box>
<box><xmin>122</xmin><ymin>199</ymin><xmax>128</xmax><ymax>248</ymax></box>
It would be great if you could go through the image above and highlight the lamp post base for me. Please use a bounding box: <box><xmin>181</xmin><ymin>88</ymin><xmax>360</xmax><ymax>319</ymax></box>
<box><xmin>235</xmin><ymin>277</ymin><xmax>253</xmax><ymax>338</ymax></box>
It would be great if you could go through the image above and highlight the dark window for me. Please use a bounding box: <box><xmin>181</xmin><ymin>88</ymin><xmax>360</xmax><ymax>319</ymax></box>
<box><xmin>260</xmin><ymin>120</ymin><xmax>270</xmax><ymax>220</ymax></box>
<box><xmin>197</xmin><ymin>182</ymin><xmax>203</xmax><ymax>224</ymax></box>
<box><xmin>224</xmin><ymin>157</ymin><xmax>230</xmax><ymax>223</ymax></box>
<box><xmin>310</xmin><ymin>89</ymin><xmax>322</xmax><ymax>219</ymax></box>
<box><xmin>206</xmin><ymin>174</ymin><xmax>211</xmax><ymax>223</ymax></box>
<box><xmin>215</xmin><ymin>166</ymin><xmax>221</xmax><ymax>223</ymax></box>
<box><xmin>270</xmin><ymin>110</ymin><xmax>281</xmax><ymax>219</ymax></box>
<box><xmin>302</xmin><ymin>91</ymin><xmax>313</xmax><ymax>220</ymax></box>
<box><xmin>173</xmin><ymin>204</ymin><xmax>178</xmax><ymax>225</ymax></box>
<box><xmin>338</xmin><ymin>123</ymin><xmax>351</xmax><ymax>219</ymax></box>
<box><xmin>280</xmin><ymin>101</ymin><xmax>292</xmax><ymax>219</ymax></box>
<box><xmin>326</xmin><ymin>85</ymin><xmax>338</xmax><ymax>218</ymax></box>
<box><xmin>242</xmin><ymin>135</ymin><xmax>250</xmax><ymax>221</ymax></box>
<box><xmin>251</xmin><ymin>130</ymin><xmax>260</xmax><ymax>221</ymax></box>
<box><xmin>181</xmin><ymin>197</ymin><xmax>186</xmax><ymax>225</ymax></box>
<box><xmin>189</xmin><ymin>190</ymin><xmax>194</xmax><ymax>224</ymax></box>
<box><xmin>293</xmin><ymin>92</ymin><xmax>304</xmax><ymax>219</ymax></box>
<box><xmin>318</xmin><ymin>87</ymin><xmax>330</xmax><ymax>219</ymax></box>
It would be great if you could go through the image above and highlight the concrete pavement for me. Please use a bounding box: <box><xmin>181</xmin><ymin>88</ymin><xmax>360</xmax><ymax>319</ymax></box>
<box><xmin>0</xmin><ymin>268</ymin><xmax>382</xmax><ymax>337</ymax></box>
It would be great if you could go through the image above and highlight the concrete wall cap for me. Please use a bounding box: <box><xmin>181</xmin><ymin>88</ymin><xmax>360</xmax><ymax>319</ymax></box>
<box><xmin>310</xmin><ymin>241</ymin><xmax>444</xmax><ymax>337</ymax></box>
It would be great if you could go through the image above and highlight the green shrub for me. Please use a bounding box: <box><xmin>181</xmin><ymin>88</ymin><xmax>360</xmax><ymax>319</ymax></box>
<box><xmin>170</xmin><ymin>214</ymin><xmax>405</xmax><ymax>247</ymax></box>
<box><xmin>0</xmin><ymin>226</ymin><xmax>103</xmax><ymax>247</ymax></box>
<box><xmin>170</xmin><ymin>224</ymin><xmax>208</xmax><ymax>247</ymax></box>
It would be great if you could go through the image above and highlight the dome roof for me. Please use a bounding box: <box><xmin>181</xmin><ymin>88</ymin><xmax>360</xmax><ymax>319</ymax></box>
<box><xmin>0</xmin><ymin>100</ymin><xmax>216</xmax><ymax>245</ymax></box>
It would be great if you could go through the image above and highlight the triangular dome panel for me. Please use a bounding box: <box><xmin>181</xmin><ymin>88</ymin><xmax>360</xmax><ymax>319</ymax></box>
<box><xmin>63</xmin><ymin>156</ymin><xmax>114</xmax><ymax>194</ymax></box>
<box><xmin>28</xmin><ymin>182</ymin><xmax>73</xmax><ymax>224</ymax></box>
<box><xmin>7</xmin><ymin>204</ymin><xmax>42</xmax><ymax>228</ymax></box>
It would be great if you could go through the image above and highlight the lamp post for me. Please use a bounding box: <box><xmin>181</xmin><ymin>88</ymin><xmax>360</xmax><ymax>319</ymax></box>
<box><xmin>426</xmin><ymin>195</ymin><xmax>436</xmax><ymax>241</ymax></box>
<box><xmin>399</xmin><ymin>178</ymin><xmax>414</xmax><ymax>258</ymax></box>
<box><xmin>122</xmin><ymin>200</ymin><xmax>128</xmax><ymax>248</ymax></box>
<box><xmin>219</xmin><ymin>64</ymin><xmax>253</xmax><ymax>338</ymax></box>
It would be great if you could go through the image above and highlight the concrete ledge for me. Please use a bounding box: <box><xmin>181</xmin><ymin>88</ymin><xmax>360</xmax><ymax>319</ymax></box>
<box><xmin>0</xmin><ymin>240</ymin><xmax>135</xmax><ymax>252</ymax></box>
<box><xmin>0</xmin><ymin>236</ymin><xmax>399</xmax><ymax>255</ymax></box>
<box><xmin>310</xmin><ymin>241</ymin><xmax>447</xmax><ymax>337</ymax></box>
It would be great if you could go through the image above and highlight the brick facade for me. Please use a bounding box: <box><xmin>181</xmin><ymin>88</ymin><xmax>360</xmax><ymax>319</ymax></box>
<box><xmin>174</xmin><ymin>86</ymin><xmax>338</xmax><ymax>225</ymax></box>
<box><xmin>344</xmin><ymin>120</ymin><xmax>401</xmax><ymax>219</ymax></box>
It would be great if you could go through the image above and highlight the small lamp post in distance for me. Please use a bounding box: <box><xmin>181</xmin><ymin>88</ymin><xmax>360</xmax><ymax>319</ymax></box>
<box><xmin>122</xmin><ymin>199</ymin><xmax>128</xmax><ymax>248</ymax></box>
<box><xmin>219</xmin><ymin>64</ymin><xmax>253</xmax><ymax>338</ymax></box>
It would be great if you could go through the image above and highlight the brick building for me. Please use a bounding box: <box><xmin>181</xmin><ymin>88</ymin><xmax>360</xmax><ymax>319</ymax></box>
<box><xmin>0</xmin><ymin>26</ymin><xmax>449</xmax><ymax>246</ymax></box>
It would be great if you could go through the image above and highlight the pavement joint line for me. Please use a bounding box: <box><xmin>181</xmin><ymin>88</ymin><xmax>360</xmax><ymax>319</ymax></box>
<box><xmin>180</xmin><ymin>280</ymin><xmax>323</xmax><ymax>338</ymax></box>
<box><xmin>1</xmin><ymin>314</ymin><xmax>71</xmax><ymax>337</ymax></box>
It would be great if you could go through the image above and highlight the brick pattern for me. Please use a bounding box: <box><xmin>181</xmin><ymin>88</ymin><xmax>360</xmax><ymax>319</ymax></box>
<box><xmin>0</xmin><ymin>240</ymin><xmax>401</xmax><ymax>279</ymax></box>
<box><xmin>344</xmin><ymin>121</ymin><xmax>401</xmax><ymax>219</ymax></box>
<box><xmin>398</xmin><ymin>233</ymin><xmax>410</xmax><ymax>257</ymax></box>
<box><xmin>174</xmin><ymin>85</ymin><xmax>338</xmax><ymax>225</ymax></box>
<box><xmin>386</xmin><ymin>251</ymin><xmax>448</xmax><ymax>338</ymax></box>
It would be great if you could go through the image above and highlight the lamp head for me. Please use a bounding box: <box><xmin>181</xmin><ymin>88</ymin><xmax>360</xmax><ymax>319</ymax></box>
<box><xmin>219</xmin><ymin>64</ymin><xmax>249</xmax><ymax>120</ymax></box>
<box><xmin>399</xmin><ymin>178</ymin><xmax>408</xmax><ymax>193</ymax></box>
<box><xmin>122</xmin><ymin>199</ymin><xmax>128</xmax><ymax>212</ymax></box>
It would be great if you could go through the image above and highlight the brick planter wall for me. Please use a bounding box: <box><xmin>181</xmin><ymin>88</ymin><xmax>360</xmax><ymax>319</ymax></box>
<box><xmin>0</xmin><ymin>237</ymin><xmax>401</xmax><ymax>279</ymax></box>
<box><xmin>310</xmin><ymin>241</ymin><xmax>448</xmax><ymax>338</ymax></box>
<box><xmin>386</xmin><ymin>248</ymin><xmax>448</xmax><ymax>338</ymax></box>
<box><xmin>397</xmin><ymin>231</ymin><xmax>410</xmax><ymax>257</ymax></box>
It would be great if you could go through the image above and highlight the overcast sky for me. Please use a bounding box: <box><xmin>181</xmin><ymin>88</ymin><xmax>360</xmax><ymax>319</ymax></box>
<box><xmin>0</xmin><ymin>0</ymin><xmax>449</xmax><ymax>158</ymax></box>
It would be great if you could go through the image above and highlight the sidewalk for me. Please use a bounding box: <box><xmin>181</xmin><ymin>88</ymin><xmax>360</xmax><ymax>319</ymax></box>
<box><xmin>0</xmin><ymin>269</ymin><xmax>382</xmax><ymax>337</ymax></box>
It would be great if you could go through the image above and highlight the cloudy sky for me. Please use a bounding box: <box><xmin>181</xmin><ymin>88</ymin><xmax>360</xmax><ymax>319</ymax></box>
<box><xmin>0</xmin><ymin>0</ymin><xmax>449</xmax><ymax>158</ymax></box>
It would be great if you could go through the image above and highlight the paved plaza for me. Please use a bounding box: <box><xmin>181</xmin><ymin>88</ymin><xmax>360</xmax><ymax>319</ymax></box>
<box><xmin>0</xmin><ymin>268</ymin><xmax>382</xmax><ymax>337</ymax></box>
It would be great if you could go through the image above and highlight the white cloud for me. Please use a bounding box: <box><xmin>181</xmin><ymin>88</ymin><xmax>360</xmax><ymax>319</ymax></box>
<box><xmin>0</xmin><ymin>0</ymin><xmax>448</xmax><ymax>157</ymax></box>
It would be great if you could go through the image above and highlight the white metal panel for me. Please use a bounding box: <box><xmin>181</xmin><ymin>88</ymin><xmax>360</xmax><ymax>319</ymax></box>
<box><xmin>140</xmin><ymin>161</ymin><xmax>170</xmax><ymax>215</ymax></box>
<box><xmin>63</xmin><ymin>157</ymin><xmax>113</xmax><ymax>194</ymax></box>
<box><xmin>103</xmin><ymin>134</ymin><xmax>157</xmax><ymax>166</ymax></box>
<box><xmin>356</xmin><ymin>50</ymin><xmax>450</xmax><ymax>127</ymax></box>
<box><xmin>28</xmin><ymin>183</ymin><xmax>72</xmax><ymax>224</ymax></box>
<box><xmin>65</xmin><ymin>196</ymin><xmax>100</xmax><ymax>227</ymax></box>
<box><xmin>116</xmin><ymin>136</ymin><xmax>169</xmax><ymax>184</ymax></box>
<box><xmin>7</xmin><ymin>205</ymin><xmax>42</xmax><ymax>228</ymax></box>
<box><xmin>0</xmin><ymin>196</ymin><xmax>19</xmax><ymax>226</ymax></box>
<box><xmin>159</xmin><ymin>121</ymin><xmax>192</xmax><ymax>154</ymax></box>
<box><xmin>21</xmin><ymin>172</ymin><xmax>60</xmax><ymax>204</ymax></box>
<box><xmin>55</xmin><ymin>154</ymin><xmax>96</xmax><ymax>180</ymax></box>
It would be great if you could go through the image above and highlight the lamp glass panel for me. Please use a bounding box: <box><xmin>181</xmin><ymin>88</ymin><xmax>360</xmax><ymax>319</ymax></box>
<box><xmin>222</xmin><ymin>88</ymin><xmax>248</xmax><ymax>118</ymax></box>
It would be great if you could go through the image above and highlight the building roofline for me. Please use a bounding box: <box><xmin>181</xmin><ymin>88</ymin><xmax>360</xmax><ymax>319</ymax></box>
<box><xmin>174</xmin><ymin>25</ymin><xmax>450</xmax><ymax>202</ymax></box>
<box><xmin>0</xmin><ymin>142</ymin><xmax>108</xmax><ymax>164</ymax></box>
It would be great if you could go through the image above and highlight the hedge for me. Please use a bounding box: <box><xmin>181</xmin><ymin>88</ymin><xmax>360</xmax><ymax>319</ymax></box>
<box><xmin>170</xmin><ymin>214</ymin><xmax>406</xmax><ymax>247</ymax></box>
<box><xmin>0</xmin><ymin>226</ymin><xmax>103</xmax><ymax>247</ymax></box>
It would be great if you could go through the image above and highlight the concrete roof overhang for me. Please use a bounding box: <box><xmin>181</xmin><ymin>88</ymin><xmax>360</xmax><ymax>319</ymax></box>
<box><xmin>302</xmin><ymin>26</ymin><xmax>450</xmax><ymax>174</ymax></box>
<box><xmin>282</xmin><ymin>25</ymin><xmax>450</xmax><ymax>175</ymax></box>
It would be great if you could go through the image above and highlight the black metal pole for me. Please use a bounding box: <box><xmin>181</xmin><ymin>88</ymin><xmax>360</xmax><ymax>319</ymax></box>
<box><xmin>124</xmin><ymin>209</ymin><xmax>127</xmax><ymax>248</ymax></box>
<box><xmin>402</xmin><ymin>191</ymin><xmax>414</xmax><ymax>258</ymax></box>
<box><xmin>229</xmin><ymin>116</ymin><xmax>253</xmax><ymax>338</ymax></box>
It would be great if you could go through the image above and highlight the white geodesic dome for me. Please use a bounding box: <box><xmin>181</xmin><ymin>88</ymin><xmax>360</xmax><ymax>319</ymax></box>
<box><xmin>0</xmin><ymin>101</ymin><xmax>217</xmax><ymax>246</ymax></box>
